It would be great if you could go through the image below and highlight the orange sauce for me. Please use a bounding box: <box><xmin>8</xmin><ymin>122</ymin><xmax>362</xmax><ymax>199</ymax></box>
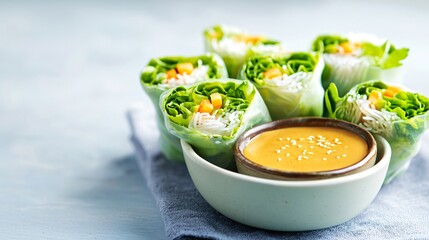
<box><xmin>243</xmin><ymin>127</ymin><xmax>368</xmax><ymax>172</ymax></box>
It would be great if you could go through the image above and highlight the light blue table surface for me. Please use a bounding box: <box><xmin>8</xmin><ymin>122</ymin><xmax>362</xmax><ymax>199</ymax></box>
<box><xmin>1</xmin><ymin>0</ymin><xmax>428</xmax><ymax>239</ymax></box>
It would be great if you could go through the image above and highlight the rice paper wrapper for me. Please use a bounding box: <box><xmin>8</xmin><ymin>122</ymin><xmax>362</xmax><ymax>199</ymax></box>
<box><xmin>325</xmin><ymin>81</ymin><xmax>429</xmax><ymax>183</ymax></box>
<box><xmin>160</xmin><ymin>79</ymin><xmax>271</xmax><ymax>170</ymax></box>
<box><xmin>204</xmin><ymin>25</ymin><xmax>283</xmax><ymax>78</ymax></box>
<box><xmin>238</xmin><ymin>52</ymin><xmax>325</xmax><ymax>120</ymax></box>
<box><xmin>140</xmin><ymin>53</ymin><xmax>228</xmax><ymax>162</ymax></box>
<box><xmin>322</xmin><ymin>54</ymin><xmax>404</xmax><ymax>96</ymax></box>
<box><xmin>141</xmin><ymin>85</ymin><xmax>184</xmax><ymax>162</ymax></box>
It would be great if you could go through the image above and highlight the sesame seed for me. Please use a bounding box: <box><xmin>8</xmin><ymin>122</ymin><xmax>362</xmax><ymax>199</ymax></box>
<box><xmin>327</xmin><ymin>150</ymin><xmax>333</xmax><ymax>154</ymax></box>
<box><xmin>308</xmin><ymin>152</ymin><xmax>314</xmax><ymax>155</ymax></box>
<box><xmin>285</xmin><ymin>145</ymin><xmax>290</xmax><ymax>148</ymax></box>
<box><xmin>286</xmin><ymin>153</ymin><xmax>290</xmax><ymax>157</ymax></box>
<box><xmin>281</xmin><ymin>146</ymin><xmax>286</xmax><ymax>150</ymax></box>
<box><xmin>297</xmin><ymin>156</ymin><xmax>302</xmax><ymax>161</ymax></box>
<box><xmin>342</xmin><ymin>154</ymin><xmax>347</xmax><ymax>157</ymax></box>
<box><xmin>279</xmin><ymin>137</ymin><xmax>283</xmax><ymax>141</ymax></box>
<box><xmin>276</xmin><ymin>150</ymin><xmax>281</xmax><ymax>153</ymax></box>
<box><xmin>303</xmin><ymin>156</ymin><xmax>309</xmax><ymax>159</ymax></box>
<box><xmin>278</xmin><ymin>158</ymin><xmax>282</xmax><ymax>161</ymax></box>
<box><xmin>286</xmin><ymin>137</ymin><xmax>290</xmax><ymax>141</ymax></box>
<box><xmin>310</xmin><ymin>146</ymin><xmax>314</xmax><ymax>149</ymax></box>
<box><xmin>299</xmin><ymin>138</ymin><xmax>304</xmax><ymax>141</ymax></box>
<box><xmin>291</xmin><ymin>140</ymin><xmax>297</xmax><ymax>145</ymax></box>
<box><xmin>323</xmin><ymin>157</ymin><xmax>327</xmax><ymax>161</ymax></box>
<box><xmin>336</xmin><ymin>156</ymin><xmax>340</xmax><ymax>159</ymax></box>
<box><xmin>298</xmin><ymin>144</ymin><xmax>302</xmax><ymax>148</ymax></box>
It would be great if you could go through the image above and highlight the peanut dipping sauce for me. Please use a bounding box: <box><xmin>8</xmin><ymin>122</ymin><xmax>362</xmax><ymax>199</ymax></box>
<box><xmin>243</xmin><ymin>127</ymin><xmax>368</xmax><ymax>172</ymax></box>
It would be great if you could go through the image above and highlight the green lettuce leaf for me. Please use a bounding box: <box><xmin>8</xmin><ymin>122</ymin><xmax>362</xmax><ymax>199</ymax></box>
<box><xmin>204</xmin><ymin>25</ymin><xmax>283</xmax><ymax>78</ymax></box>
<box><xmin>354</xmin><ymin>81</ymin><xmax>429</xmax><ymax>120</ymax></box>
<box><xmin>325</xmin><ymin>81</ymin><xmax>429</xmax><ymax>183</ymax></box>
<box><xmin>160</xmin><ymin>79</ymin><xmax>271</xmax><ymax>170</ymax></box>
<box><xmin>312</xmin><ymin>34</ymin><xmax>408</xmax><ymax>97</ymax></box>
<box><xmin>140</xmin><ymin>53</ymin><xmax>227</xmax><ymax>86</ymax></box>
<box><xmin>361</xmin><ymin>41</ymin><xmax>409</xmax><ymax>69</ymax></box>
<box><xmin>311</xmin><ymin>35</ymin><xmax>349</xmax><ymax>53</ymax></box>
<box><xmin>324</xmin><ymin>83</ymin><xmax>343</xmax><ymax>118</ymax></box>
<box><xmin>139</xmin><ymin>53</ymin><xmax>228</xmax><ymax>162</ymax></box>
<box><xmin>238</xmin><ymin>52</ymin><xmax>324</xmax><ymax>120</ymax></box>
<box><xmin>312</xmin><ymin>34</ymin><xmax>409</xmax><ymax>70</ymax></box>
<box><xmin>241</xmin><ymin>52</ymin><xmax>317</xmax><ymax>85</ymax></box>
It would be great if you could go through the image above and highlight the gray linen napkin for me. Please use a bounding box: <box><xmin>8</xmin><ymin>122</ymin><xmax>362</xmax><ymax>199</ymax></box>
<box><xmin>127</xmin><ymin>107</ymin><xmax>429</xmax><ymax>240</ymax></box>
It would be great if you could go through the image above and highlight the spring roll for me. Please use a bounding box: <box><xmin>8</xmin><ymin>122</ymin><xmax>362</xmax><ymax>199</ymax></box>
<box><xmin>312</xmin><ymin>33</ymin><xmax>409</xmax><ymax>96</ymax></box>
<box><xmin>238</xmin><ymin>52</ymin><xmax>325</xmax><ymax>120</ymax></box>
<box><xmin>325</xmin><ymin>81</ymin><xmax>429</xmax><ymax>183</ymax></box>
<box><xmin>160</xmin><ymin>79</ymin><xmax>271</xmax><ymax>170</ymax></box>
<box><xmin>204</xmin><ymin>25</ymin><xmax>283</xmax><ymax>78</ymax></box>
<box><xmin>140</xmin><ymin>53</ymin><xmax>228</xmax><ymax>162</ymax></box>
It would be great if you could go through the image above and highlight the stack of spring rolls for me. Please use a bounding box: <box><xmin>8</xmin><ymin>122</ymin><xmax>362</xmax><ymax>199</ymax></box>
<box><xmin>140</xmin><ymin>24</ymin><xmax>429</xmax><ymax>183</ymax></box>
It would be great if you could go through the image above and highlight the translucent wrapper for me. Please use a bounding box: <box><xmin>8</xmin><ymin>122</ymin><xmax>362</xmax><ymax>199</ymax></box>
<box><xmin>325</xmin><ymin>81</ymin><xmax>429</xmax><ymax>183</ymax></box>
<box><xmin>140</xmin><ymin>53</ymin><xmax>228</xmax><ymax>162</ymax></box>
<box><xmin>312</xmin><ymin>33</ymin><xmax>409</xmax><ymax>96</ymax></box>
<box><xmin>204</xmin><ymin>25</ymin><xmax>283</xmax><ymax>78</ymax></box>
<box><xmin>238</xmin><ymin>52</ymin><xmax>325</xmax><ymax>120</ymax></box>
<box><xmin>160</xmin><ymin>79</ymin><xmax>271</xmax><ymax>170</ymax></box>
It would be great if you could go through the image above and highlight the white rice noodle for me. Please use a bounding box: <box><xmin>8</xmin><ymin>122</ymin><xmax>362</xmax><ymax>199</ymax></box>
<box><xmin>342</xmin><ymin>94</ymin><xmax>400</xmax><ymax>136</ymax></box>
<box><xmin>160</xmin><ymin>60</ymin><xmax>209</xmax><ymax>88</ymax></box>
<box><xmin>188</xmin><ymin>110</ymin><xmax>243</xmax><ymax>136</ymax></box>
<box><xmin>324</xmin><ymin>54</ymin><xmax>372</xmax><ymax>85</ymax></box>
<box><xmin>265</xmin><ymin>72</ymin><xmax>313</xmax><ymax>92</ymax></box>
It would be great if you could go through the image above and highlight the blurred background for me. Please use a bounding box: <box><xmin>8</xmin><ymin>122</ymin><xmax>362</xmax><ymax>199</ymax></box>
<box><xmin>1</xmin><ymin>0</ymin><xmax>428</xmax><ymax>239</ymax></box>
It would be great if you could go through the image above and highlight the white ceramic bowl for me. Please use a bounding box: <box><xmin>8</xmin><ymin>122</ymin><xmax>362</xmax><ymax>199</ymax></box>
<box><xmin>181</xmin><ymin>135</ymin><xmax>391</xmax><ymax>231</ymax></box>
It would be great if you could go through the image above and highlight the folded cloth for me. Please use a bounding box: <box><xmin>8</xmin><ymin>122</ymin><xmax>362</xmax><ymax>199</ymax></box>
<box><xmin>128</xmin><ymin>106</ymin><xmax>429</xmax><ymax>240</ymax></box>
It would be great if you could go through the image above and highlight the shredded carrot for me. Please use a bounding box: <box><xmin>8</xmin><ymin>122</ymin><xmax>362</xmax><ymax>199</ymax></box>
<box><xmin>166</xmin><ymin>69</ymin><xmax>177</xmax><ymax>79</ymax></box>
<box><xmin>210</xmin><ymin>92</ymin><xmax>222</xmax><ymax>109</ymax></box>
<box><xmin>176</xmin><ymin>63</ymin><xmax>194</xmax><ymax>75</ymax></box>
<box><xmin>264</xmin><ymin>68</ymin><xmax>282</xmax><ymax>79</ymax></box>
<box><xmin>198</xmin><ymin>99</ymin><xmax>214</xmax><ymax>113</ymax></box>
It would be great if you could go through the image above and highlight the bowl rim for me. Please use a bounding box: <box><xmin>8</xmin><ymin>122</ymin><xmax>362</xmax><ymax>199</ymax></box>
<box><xmin>234</xmin><ymin>117</ymin><xmax>377</xmax><ymax>179</ymax></box>
<box><xmin>181</xmin><ymin>134</ymin><xmax>391</xmax><ymax>187</ymax></box>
